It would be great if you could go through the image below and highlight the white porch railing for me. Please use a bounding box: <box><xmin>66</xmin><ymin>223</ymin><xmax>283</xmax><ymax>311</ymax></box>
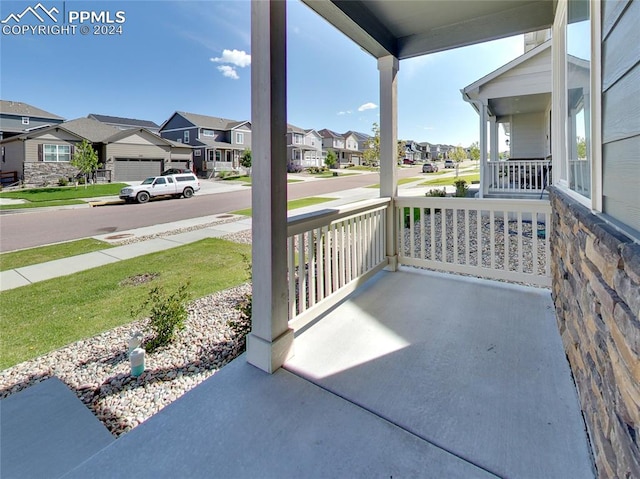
<box><xmin>286</xmin><ymin>198</ymin><xmax>390</xmax><ymax>329</ymax></box>
<box><xmin>487</xmin><ymin>160</ymin><xmax>551</xmax><ymax>195</ymax></box>
<box><xmin>395</xmin><ymin>197</ymin><xmax>552</xmax><ymax>287</ymax></box>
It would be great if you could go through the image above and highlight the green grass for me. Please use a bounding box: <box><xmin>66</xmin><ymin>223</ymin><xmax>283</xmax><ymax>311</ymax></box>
<box><xmin>0</xmin><ymin>239</ymin><xmax>114</xmax><ymax>271</ymax></box>
<box><xmin>231</xmin><ymin>196</ymin><xmax>337</xmax><ymax>217</ymax></box>
<box><xmin>0</xmin><ymin>183</ymin><xmax>127</xmax><ymax>201</ymax></box>
<box><xmin>0</xmin><ymin>199</ymin><xmax>88</xmax><ymax>210</ymax></box>
<box><xmin>367</xmin><ymin>177</ymin><xmax>422</xmax><ymax>188</ymax></box>
<box><xmin>221</xmin><ymin>175</ymin><xmax>302</xmax><ymax>184</ymax></box>
<box><xmin>0</xmin><ymin>184</ymin><xmax>128</xmax><ymax>210</ymax></box>
<box><xmin>0</xmin><ymin>238</ymin><xmax>251</xmax><ymax>369</ymax></box>
<box><xmin>420</xmin><ymin>172</ymin><xmax>480</xmax><ymax>186</ymax></box>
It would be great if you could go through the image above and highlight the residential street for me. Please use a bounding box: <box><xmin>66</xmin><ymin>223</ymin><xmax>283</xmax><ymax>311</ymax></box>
<box><xmin>0</xmin><ymin>167</ymin><xmax>422</xmax><ymax>252</ymax></box>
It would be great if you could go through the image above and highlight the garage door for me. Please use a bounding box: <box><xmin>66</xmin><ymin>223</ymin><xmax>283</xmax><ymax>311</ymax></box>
<box><xmin>114</xmin><ymin>159</ymin><xmax>163</xmax><ymax>181</ymax></box>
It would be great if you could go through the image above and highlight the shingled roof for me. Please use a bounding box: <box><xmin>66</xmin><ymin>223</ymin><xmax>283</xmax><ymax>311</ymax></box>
<box><xmin>87</xmin><ymin>114</ymin><xmax>160</xmax><ymax>131</ymax></box>
<box><xmin>0</xmin><ymin>100</ymin><xmax>64</xmax><ymax>120</ymax></box>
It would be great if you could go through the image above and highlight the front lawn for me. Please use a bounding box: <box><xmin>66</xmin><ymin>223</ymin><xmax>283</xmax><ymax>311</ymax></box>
<box><xmin>231</xmin><ymin>196</ymin><xmax>337</xmax><ymax>217</ymax></box>
<box><xmin>420</xmin><ymin>172</ymin><xmax>480</xmax><ymax>186</ymax></box>
<box><xmin>0</xmin><ymin>238</ymin><xmax>251</xmax><ymax>369</ymax></box>
<box><xmin>0</xmin><ymin>239</ymin><xmax>114</xmax><ymax>271</ymax></box>
<box><xmin>0</xmin><ymin>183</ymin><xmax>127</xmax><ymax>201</ymax></box>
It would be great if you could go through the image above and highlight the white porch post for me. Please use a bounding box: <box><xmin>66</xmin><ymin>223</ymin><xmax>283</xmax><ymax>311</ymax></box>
<box><xmin>246</xmin><ymin>0</ymin><xmax>294</xmax><ymax>373</ymax></box>
<box><xmin>479</xmin><ymin>100</ymin><xmax>488</xmax><ymax>198</ymax></box>
<box><xmin>490</xmin><ymin>115</ymin><xmax>498</xmax><ymax>162</ymax></box>
<box><xmin>378</xmin><ymin>55</ymin><xmax>399</xmax><ymax>271</ymax></box>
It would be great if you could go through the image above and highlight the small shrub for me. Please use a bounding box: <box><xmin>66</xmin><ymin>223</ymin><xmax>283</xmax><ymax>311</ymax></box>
<box><xmin>306</xmin><ymin>166</ymin><xmax>328</xmax><ymax>174</ymax></box>
<box><xmin>132</xmin><ymin>283</ymin><xmax>190</xmax><ymax>352</ymax></box>
<box><xmin>425</xmin><ymin>188</ymin><xmax>447</xmax><ymax>197</ymax></box>
<box><xmin>58</xmin><ymin>177</ymin><xmax>69</xmax><ymax>186</ymax></box>
<box><xmin>454</xmin><ymin>179</ymin><xmax>469</xmax><ymax>197</ymax></box>
<box><xmin>287</xmin><ymin>162</ymin><xmax>303</xmax><ymax>173</ymax></box>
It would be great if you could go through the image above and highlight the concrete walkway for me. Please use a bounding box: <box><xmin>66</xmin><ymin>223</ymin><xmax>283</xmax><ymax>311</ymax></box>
<box><xmin>0</xmin><ymin>173</ymin><xmax>477</xmax><ymax>292</ymax></box>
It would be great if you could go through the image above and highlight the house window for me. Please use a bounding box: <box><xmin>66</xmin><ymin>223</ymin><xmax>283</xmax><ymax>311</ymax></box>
<box><xmin>202</xmin><ymin>129</ymin><xmax>214</xmax><ymax>137</ymax></box>
<box><xmin>22</xmin><ymin>117</ymin><xmax>29</xmax><ymax>125</ymax></box>
<box><xmin>184</xmin><ymin>131</ymin><xmax>190</xmax><ymax>143</ymax></box>
<box><xmin>43</xmin><ymin>144</ymin><xmax>71</xmax><ymax>162</ymax></box>
<box><xmin>293</xmin><ymin>134</ymin><xmax>302</xmax><ymax>144</ymax></box>
<box><xmin>235</xmin><ymin>132</ymin><xmax>244</xmax><ymax>144</ymax></box>
<box><xmin>566</xmin><ymin>0</ymin><xmax>591</xmax><ymax>199</ymax></box>
<box><xmin>194</xmin><ymin>149</ymin><xmax>202</xmax><ymax>157</ymax></box>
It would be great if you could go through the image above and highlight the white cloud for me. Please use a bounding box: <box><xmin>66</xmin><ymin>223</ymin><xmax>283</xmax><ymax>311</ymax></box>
<box><xmin>338</xmin><ymin>110</ymin><xmax>352</xmax><ymax>116</ymax></box>
<box><xmin>423</xmin><ymin>126</ymin><xmax>435</xmax><ymax>130</ymax></box>
<box><xmin>211</xmin><ymin>49</ymin><xmax>251</xmax><ymax>68</ymax></box>
<box><xmin>358</xmin><ymin>102</ymin><xmax>378</xmax><ymax>112</ymax></box>
<box><xmin>217</xmin><ymin>65</ymin><xmax>239</xmax><ymax>80</ymax></box>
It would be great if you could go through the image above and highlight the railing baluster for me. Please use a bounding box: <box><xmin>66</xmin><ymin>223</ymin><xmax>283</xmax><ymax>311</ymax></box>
<box><xmin>308</xmin><ymin>230</ymin><xmax>316</xmax><ymax>307</ymax></box>
<box><xmin>464</xmin><ymin>208</ymin><xmax>470</xmax><ymax>266</ymax></box>
<box><xmin>410</xmin><ymin>207</ymin><xmax>415</xmax><ymax>259</ymax></box>
<box><xmin>420</xmin><ymin>208</ymin><xmax>425</xmax><ymax>260</ymax></box>
<box><xmin>288</xmin><ymin>236</ymin><xmax>296</xmax><ymax>318</ymax></box>
<box><xmin>430</xmin><ymin>208</ymin><xmax>436</xmax><ymax>261</ymax></box>
<box><xmin>532</xmin><ymin>212</ymin><xmax>539</xmax><ymax>276</ymax></box>
<box><xmin>503</xmin><ymin>211</ymin><xmax>509</xmax><ymax>271</ymax></box>
<box><xmin>298</xmin><ymin>233</ymin><xmax>307</xmax><ymax>313</ymax></box>
<box><xmin>490</xmin><ymin>210</ymin><xmax>495</xmax><ymax>270</ymax></box>
<box><xmin>453</xmin><ymin>208</ymin><xmax>459</xmax><ymax>265</ymax></box>
<box><xmin>517</xmin><ymin>212</ymin><xmax>523</xmax><ymax>274</ymax></box>
<box><xmin>317</xmin><ymin>226</ymin><xmax>325</xmax><ymax>301</ymax></box>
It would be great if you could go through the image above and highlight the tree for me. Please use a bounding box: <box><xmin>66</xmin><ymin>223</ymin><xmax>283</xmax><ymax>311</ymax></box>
<box><xmin>469</xmin><ymin>141</ymin><xmax>480</xmax><ymax>162</ymax></box>
<box><xmin>71</xmin><ymin>139</ymin><xmax>99</xmax><ymax>188</ymax></box>
<box><xmin>240</xmin><ymin>148</ymin><xmax>252</xmax><ymax>175</ymax></box>
<box><xmin>449</xmin><ymin>145</ymin><xmax>467</xmax><ymax>163</ymax></box>
<box><xmin>576</xmin><ymin>137</ymin><xmax>587</xmax><ymax>159</ymax></box>
<box><xmin>362</xmin><ymin>122</ymin><xmax>380</xmax><ymax>166</ymax></box>
<box><xmin>325</xmin><ymin>149</ymin><xmax>337</xmax><ymax>169</ymax></box>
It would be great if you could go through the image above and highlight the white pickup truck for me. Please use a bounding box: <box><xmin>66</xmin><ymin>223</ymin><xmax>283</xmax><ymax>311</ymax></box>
<box><xmin>120</xmin><ymin>174</ymin><xmax>201</xmax><ymax>204</ymax></box>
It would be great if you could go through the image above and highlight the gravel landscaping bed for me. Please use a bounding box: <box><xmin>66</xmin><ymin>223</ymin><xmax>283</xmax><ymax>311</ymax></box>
<box><xmin>0</xmin><ymin>284</ymin><xmax>251</xmax><ymax>437</ymax></box>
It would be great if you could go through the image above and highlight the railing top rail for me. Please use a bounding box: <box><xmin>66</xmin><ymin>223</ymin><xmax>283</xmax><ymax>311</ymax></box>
<box><xmin>394</xmin><ymin>196</ymin><xmax>551</xmax><ymax>213</ymax></box>
<box><xmin>287</xmin><ymin>197</ymin><xmax>391</xmax><ymax>237</ymax></box>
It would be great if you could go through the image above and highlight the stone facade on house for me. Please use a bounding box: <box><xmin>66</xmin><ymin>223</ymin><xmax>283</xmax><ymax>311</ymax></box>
<box><xmin>23</xmin><ymin>162</ymin><xmax>78</xmax><ymax>187</ymax></box>
<box><xmin>549</xmin><ymin>188</ymin><xmax>640</xmax><ymax>479</ymax></box>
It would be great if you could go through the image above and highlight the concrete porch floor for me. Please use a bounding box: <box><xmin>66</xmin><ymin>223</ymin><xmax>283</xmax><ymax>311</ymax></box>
<box><xmin>66</xmin><ymin>269</ymin><xmax>594</xmax><ymax>478</ymax></box>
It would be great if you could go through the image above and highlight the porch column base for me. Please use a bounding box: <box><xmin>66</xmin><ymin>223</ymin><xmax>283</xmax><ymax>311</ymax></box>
<box><xmin>246</xmin><ymin>328</ymin><xmax>294</xmax><ymax>374</ymax></box>
<box><xmin>385</xmin><ymin>255</ymin><xmax>398</xmax><ymax>271</ymax></box>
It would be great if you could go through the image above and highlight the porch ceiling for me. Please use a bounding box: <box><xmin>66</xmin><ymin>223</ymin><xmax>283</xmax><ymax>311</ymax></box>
<box><xmin>491</xmin><ymin>92</ymin><xmax>551</xmax><ymax>118</ymax></box>
<box><xmin>301</xmin><ymin>0</ymin><xmax>555</xmax><ymax>60</ymax></box>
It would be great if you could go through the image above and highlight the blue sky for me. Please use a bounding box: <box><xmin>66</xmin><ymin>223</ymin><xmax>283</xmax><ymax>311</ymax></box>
<box><xmin>1</xmin><ymin>0</ymin><xmax>525</xmax><ymax>147</ymax></box>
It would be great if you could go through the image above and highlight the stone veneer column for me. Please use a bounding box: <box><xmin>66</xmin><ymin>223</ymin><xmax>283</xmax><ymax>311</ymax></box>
<box><xmin>549</xmin><ymin>187</ymin><xmax>639</xmax><ymax>478</ymax></box>
<box><xmin>246</xmin><ymin>0</ymin><xmax>294</xmax><ymax>373</ymax></box>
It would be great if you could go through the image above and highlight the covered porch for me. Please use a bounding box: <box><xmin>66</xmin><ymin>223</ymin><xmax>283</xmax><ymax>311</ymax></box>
<box><xmin>65</xmin><ymin>266</ymin><xmax>593</xmax><ymax>478</ymax></box>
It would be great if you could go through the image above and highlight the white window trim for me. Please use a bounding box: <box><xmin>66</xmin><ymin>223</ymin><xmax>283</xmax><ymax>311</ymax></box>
<box><xmin>43</xmin><ymin>144</ymin><xmax>71</xmax><ymax>162</ymax></box>
<box><xmin>235</xmin><ymin>132</ymin><xmax>244</xmax><ymax>144</ymax></box>
<box><xmin>184</xmin><ymin>131</ymin><xmax>190</xmax><ymax>143</ymax></box>
<box><xmin>202</xmin><ymin>129</ymin><xmax>215</xmax><ymax>137</ymax></box>
<box><xmin>552</xmin><ymin>0</ymin><xmax>602</xmax><ymax>211</ymax></box>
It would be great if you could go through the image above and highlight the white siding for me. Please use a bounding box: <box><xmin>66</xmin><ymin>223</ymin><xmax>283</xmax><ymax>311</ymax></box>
<box><xmin>511</xmin><ymin>112</ymin><xmax>546</xmax><ymax>158</ymax></box>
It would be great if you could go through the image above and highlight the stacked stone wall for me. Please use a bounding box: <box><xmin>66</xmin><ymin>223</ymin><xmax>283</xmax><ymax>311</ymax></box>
<box><xmin>550</xmin><ymin>188</ymin><xmax>639</xmax><ymax>478</ymax></box>
<box><xmin>23</xmin><ymin>163</ymin><xmax>79</xmax><ymax>187</ymax></box>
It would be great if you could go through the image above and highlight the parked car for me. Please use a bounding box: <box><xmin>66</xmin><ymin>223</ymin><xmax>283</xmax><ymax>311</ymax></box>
<box><xmin>161</xmin><ymin>168</ymin><xmax>191</xmax><ymax>175</ymax></box>
<box><xmin>402</xmin><ymin>158</ymin><xmax>416</xmax><ymax>165</ymax></box>
<box><xmin>422</xmin><ymin>163</ymin><xmax>438</xmax><ymax>173</ymax></box>
<box><xmin>444</xmin><ymin>159</ymin><xmax>455</xmax><ymax>168</ymax></box>
<box><xmin>120</xmin><ymin>174</ymin><xmax>200</xmax><ymax>204</ymax></box>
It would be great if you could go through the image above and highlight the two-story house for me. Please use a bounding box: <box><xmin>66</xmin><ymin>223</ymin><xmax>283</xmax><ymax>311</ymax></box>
<box><xmin>318</xmin><ymin>129</ymin><xmax>362</xmax><ymax>166</ymax></box>
<box><xmin>418</xmin><ymin>142</ymin><xmax>432</xmax><ymax>161</ymax></box>
<box><xmin>287</xmin><ymin>124</ymin><xmax>322</xmax><ymax>168</ymax></box>
<box><xmin>159</xmin><ymin>111</ymin><xmax>251</xmax><ymax>175</ymax></box>
<box><xmin>0</xmin><ymin>100</ymin><xmax>64</xmax><ymax>141</ymax></box>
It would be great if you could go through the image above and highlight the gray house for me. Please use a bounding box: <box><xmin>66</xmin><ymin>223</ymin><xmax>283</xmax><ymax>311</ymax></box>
<box><xmin>159</xmin><ymin>111</ymin><xmax>251</xmax><ymax>175</ymax></box>
<box><xmin>0</xmin><ymin>100</ymin><xmax>64</xmax><ymax>141</ymax></box>
<box><xmin>286</xmin><ymin>124</ymin><xmax>322</xmax><ymax>168</ymax></box>
<box><xmin>0</xmin><ymin>117</ymin><xmax>192</xmax><ymax>184</ymax></box>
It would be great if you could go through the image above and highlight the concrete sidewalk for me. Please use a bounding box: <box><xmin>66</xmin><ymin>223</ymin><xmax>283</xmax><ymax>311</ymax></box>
<box><xmin>0</xmin><ymin>186</ymin><xmax>380</xmax><ymax>291</ymax></box>
<box><xmin>0</xmin><ymin>177</ymin><xmax>466</xmax><ymax>292</ymax></box>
